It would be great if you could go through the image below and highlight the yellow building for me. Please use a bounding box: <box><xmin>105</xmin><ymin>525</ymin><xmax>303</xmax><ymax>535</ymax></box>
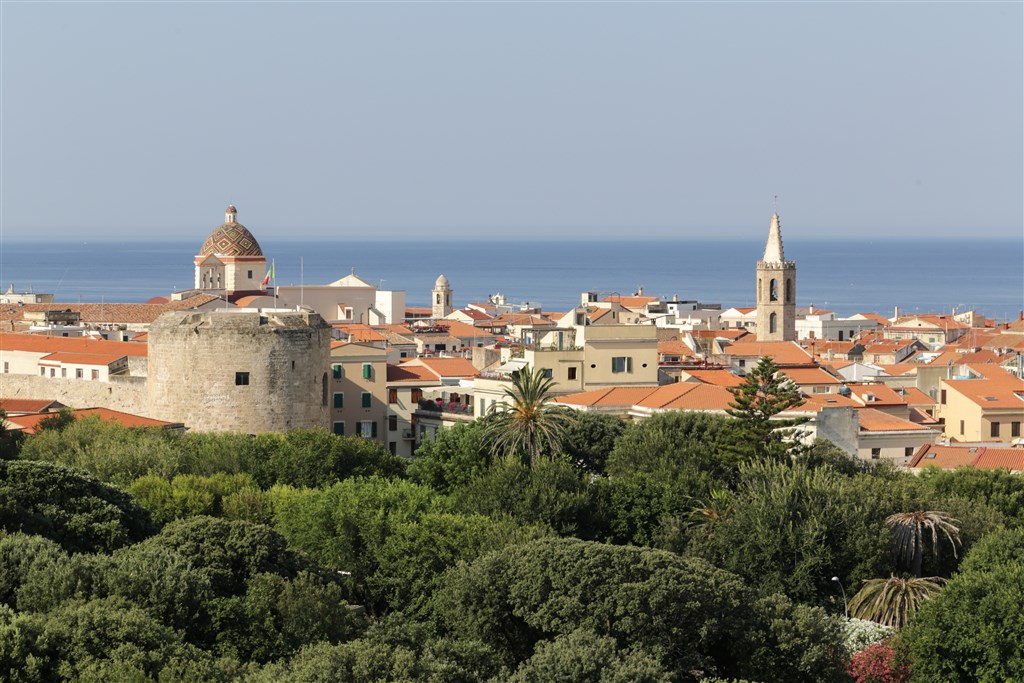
<box><xmin>937</xmin><ymin>373</ymin><xmax>1024</xmax><ymax>443</ymax></box>
<box><xmin>328</xmin><ymin>342</ymin><xmax>389</xmax><ymax>446</ymax></box>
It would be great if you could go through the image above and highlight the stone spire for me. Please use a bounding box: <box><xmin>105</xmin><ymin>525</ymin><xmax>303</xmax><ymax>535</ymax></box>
<box><xmin>762</xmin><ymin>212</ymin><xmax>785</xmax><ymax>264</ymax></box>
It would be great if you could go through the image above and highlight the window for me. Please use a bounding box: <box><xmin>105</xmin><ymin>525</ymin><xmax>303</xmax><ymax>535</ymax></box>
<box><xmin>871</xmin><ymin>448</ymin><xmax>881</xmax><ymax>460</ymax></box>
<box><xmin>769</xmin><ymin>278</ymin><xmax>778</xmax><ymax>302</ymax></box>
<box><xmin>333</xmin><ymin>393</ymin><xmax>343</xmax><ymax>409</ymax></box>
<box><xmin>361</xmin><ymin>392</ymin><xmax>372</xmax><ymax>408</ymax></box>
<box><xmin>333</xmin><ymin>422</ymin><xmax>345</xmax><ymax>436</ymax></box>
<box><xmin>411</xmin><ymin>388</ymin><xmax>423</xmax><ymax>403</ymax></box>
<box><xmin>40</xmin><ymin>368</ymin><xmax>45</xmax><ymax>376</ymax></box>
<box><xmin>991</xmin><ymin>422</ymin><xmax>1000</xmax><ymax>438</ymax></box>
<box><xmin>362</xmin><ymin>363</ymin><xmax>372</xmax><ymax>380</ymax></box>
<box><xmin>2</xmin><ymin>362</ymin><xmax>7</xmax><ymax>373</ymax></box>
<box><xmin>388</xmin><ymin>442</ymin><xmax>397</xmax><ymax>455</ymax></box>
<box><xmin>76</xmin><ymin>368</ymin><xmax>83</xmax><ymax>379</ymax></box>
<box><xmin>1013</xmin><ymin>422</ymin><xmax>1021</xmax><ymax>438</ymax></box>
<box><xmin>50</xmin><ymin>368</ymin><xmax>56</xmax><ymax>377</ymax></box>
<box><xmin>940</xmin><ymin>390</ymin><xmax>946</xmax><ymax>404</ymax></box>
<box><xmin>389</xmin><ymin>415</ymin><xmax>398</xmax><ymax>431</ymax></box>
<box><xmin>322</xmin><ymin>373</ymin><xmax>328</xmax><ymax>406</ymax></box>
<box><xmin>247</xmin><ymin>270</ymin><xmax>253</xmax><ymax>279</ymax></box>
<box><xmin>388</xmin><ymin>388</ymin><xmax>398</xmax><ymax>404</ymax></box>
<box><xmin>541</xmin><ymin>368</ymin><xmax>553</xmax><ymax>379</ymax></box>
<box><xmin>785</xmin><ymin>278</ymin><xmax>792</xmax><ymax>303</ymax></box>
<box><xmin>61</xmin><ymin>368</ymin><xmax>67</xmax><ymax>378</ymax></box>
<box><xmin>568</xmin><ymin>367</ymin><xmax>577</xmax><ymax>381</ymax></box>
<box><xmin>611</xmin><ymin>356</ymin><xmax>633</xmax><ymax>373</ymax></box>
<box><xmin>91</xmin><ymin>369</ymin><xmax>99</xmax><ymax>380</ymax></box>
<box><xmin>235</xmin><ymin>372</ymin><xmax>250</xmax><ymax>386</ymax></box>
<box><xmin>905</xmin><ymin>447</ymin><xmax>914</xmax><ymax>458</ymax></box>
<box><xmin>575</xmin><ymin>313</ymin><xmax>585</xmax><ymax>326</ymax></box>
<box><xmin>769</xmin><ymin>312</ymin><xmax>778</xmax><ymax>334</ymax></box>
<box><xmin>332</xmin><ymin>364</ymin><xmax>342</xmax><ymax>379</ymax></box>
<box><xmin>960</xmin><ymin>420</ymin><xmax>965</xmax><ymax>435</ymax></box>
<box><xmin>358</xmin><ymin>420</ymin><xmax>377</xmax><ymax>438</ymax></box>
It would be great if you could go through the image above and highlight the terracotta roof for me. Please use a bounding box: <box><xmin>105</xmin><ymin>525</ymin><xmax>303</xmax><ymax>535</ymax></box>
<box><xmin>846</xmin><ymin>383</ymin><xmax>911</xmax><ymax>406</ymax></box>
<box><xmin>901</xmin><ymin>387</ymin><xmax>935</xmax><ymax>406</ymax></box>
<box><xmin>0</xmin><ymin>399</ymin><xmax>64</xmax><ymax>414</ymax></box>
<box><xmin>0</xmin><ymin>333</ymin><xmax>147</xmax><ymax>357</ymax></box>
<box><xmin>386</xmin><ymin>364</ymin><xmax>438</xmax><ymax>383</ymax></box>
<box><xmin>636</xmin><ymin>383</ymin><xmax>735</xmax><ymax>411</ymax></box>
<box><xmin>873</xmin><ymin>363</ymin><xmax>917</xmax><ymax>377</ymax></box>
<box><xmin>6</xmin><ymin>408</ymin><xmax>181</xmax><ymax>434</ymax></box>
<box><xmin>909</xmin><ymin>444</ymin><xmax>1024</xmax><ymax>471</ymax></box>
<box><xmin>556</xmin><ymin>387</ymin><xmax>657</xmax><ymax>409</ymax></box>
<box><xmin>658</xmin><ymin>340</ymin><xmax>694</xmax><ymax>357</ymax></box>
<box><xmin>39</xmin><ymin>352</ymin><xmax>127</xmax><ymax>366</ymax></box>
<box><xmin>856</xmin><ymin>313</ymin><xmax>892</xmax><ymax>326</ymax></box>
<box><xmin>414</xmin><ymin>357</ymin><xmax>478</xmax><ymax>378</ymax></box>
<box><xmin>681</xmin><ymin>369</ymin><xmax>744</xmax><ymax>387</ymax></box>
<box><xmin>779</xmin><ymin>367</ymin><xmax>842</xmax><ymax>385</ymax></box>
<box><xmin>405</xmin><ymin>307</ymin><xmax>432</xmax><ymax>315</ymax></box>
<box><xmin>335</xmin><ymin>324</ymin><xmax>387</xmax><ymax>343</ymax></box>
<box><xmin>439</xmin><ymin>320</ymin><xmax>496</xmax><ymax>340</ymax></box>
<box><xmin>791</xmin><ymin>393</ymin><xmax>859</xmax><ymax>411</ymax></box>
<box><xmin>857</xmin><ymin>408</ymin><xmax>929</xmax><ymax>432</ymax></box>
<box><xmin>944</xmin><ymin>377</ymin><xmax>1024</xmax><ymax>409</ymax></box>
<box><xmin>724</xmin><ymin>341</ymin><xmax>814</xmax><ymax>366</ymax></box>
<box><xmin>0</xmin><ymin>294</ymin><xmax>224</xmax><ymax>325</ymax></box>
<box><xmin>452</xmin><ymin>308</ymin><xmax>492</xmax><ymax>321</ymax></box>
<box><xmin>490</xmin><ymin>313</ymin><xmax>556</xmax><ymax>326</ymax></box>
<box><xmin>602</xmin><ymin>295</ymin><xmax>657</xmax><ymax>309</ymax></box>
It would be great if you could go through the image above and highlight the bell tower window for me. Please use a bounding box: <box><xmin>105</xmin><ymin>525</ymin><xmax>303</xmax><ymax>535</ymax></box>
<box><xmin>769</xmin><ymin>279</ymin><xmax>778</xmax><ymax>302</ymax></box>
<box><xmin>769</xmin><ymin>312</ymin><xmax>778</xmax><ymax>334</ymax></box>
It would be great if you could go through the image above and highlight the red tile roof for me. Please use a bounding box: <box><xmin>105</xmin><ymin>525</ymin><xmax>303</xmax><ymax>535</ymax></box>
<box><xmin>0</xmin><ymin>333</ymin><xmax>147</xmax><ymax>357</ymax></box>
<box><xmin>0</xmin><ymin>295</ymin><xmax>223</xmax><ymax>324</ymax></box>
<box><xmin>681</xmin><ymin>369</ymin><xmax>744</xmax><ymax>387</ymax></box>
<box><xmin>38</xmin><ymin>352</ymin><xmax>127</xmax><ymax>366</ymax></box>
<box><xmin>414</xmin><ymin>357</ymin><xmax>478</xmax><ymax>378</ymax></box>
<box><xmin>724</xmin><ymin>341</ymin><xmax>815</xmax><ymax>366</ymax></box>
<box><xmin>909</xmin><ymin>444</ymin><xmax>1024</xmax><ymax>471</ymax></box>
<box><xmin>779</xmin><ymin>367</ymin><xmax>842</xmax><ymax>385</ymax></box>
<box><xmin>386</xmin><ymin>364</ymin><xmax>438</xmax><ymax>383</ymax></box>
<box><xmin>0</xmin><ymin>399</ymin><xmax>64</xmax><ymax>414</ymax></box>
<box><xmin>6</xmin><ymin>408</ymin><xmax>181</xmax><ymax>434</ymax></box>
<box><xmin>857</xmin><ymin>408</ymin><xmax>929</xmax><ymax>432</ymax></box>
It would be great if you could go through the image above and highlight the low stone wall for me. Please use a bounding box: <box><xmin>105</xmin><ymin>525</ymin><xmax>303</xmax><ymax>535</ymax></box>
<box><xmin>0</xmin><ymin>374</ymin><xmax>149</xmax><ymax>415</ymax></box>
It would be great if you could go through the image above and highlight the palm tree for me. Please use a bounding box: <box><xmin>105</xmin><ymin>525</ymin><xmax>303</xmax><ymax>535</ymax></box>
<box><xmin>849</xmin><ymin>575</ymin><xmax>946</xmax><ymax>628</ymax></box>
<box><xmin>483</xmin><ymin>364</ymin><xmax>577</xmax><ymax>467</ymax></box>
<box><xmin>885</xmin><ymin>511</ymin><xmax>962</xmax><ymax>577</ymax></box>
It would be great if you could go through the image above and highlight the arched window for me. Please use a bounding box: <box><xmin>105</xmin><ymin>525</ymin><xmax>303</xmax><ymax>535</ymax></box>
<box><xmin>322</xmin><ymin>373</ymin><xmax>328</xmax><ymax>406</ymax></box>
<box><xmin>785</xmin><ymin>278</ymin><xmax>793</xmax><ymax>303</ymax></box>
<box><xmin>769</xmin><ymin>312</ymin><xmax>778</xmax><ymax>334</ymax></box>
<box><xmin>758</xmin><ymin>278</ymin><xmax>762</xmax><ymax>301</ymax></box>
<box><xmin>770</xmin><ymin>279</ymin><xmax>778</xmax><ymax>302</ymax></box>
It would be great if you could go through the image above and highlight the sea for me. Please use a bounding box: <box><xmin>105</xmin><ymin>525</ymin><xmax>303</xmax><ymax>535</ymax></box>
<box><xmin>0</xmin><ymin>238</ymin><xmax>1021</xmax><ymax>320</ymax></box>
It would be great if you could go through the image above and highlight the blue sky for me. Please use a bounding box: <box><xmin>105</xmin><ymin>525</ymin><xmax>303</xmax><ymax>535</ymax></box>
<box><xmin>1</xmin><ymin>2</ymin><xmax>1020</xmax><ymax>241</ymax></box>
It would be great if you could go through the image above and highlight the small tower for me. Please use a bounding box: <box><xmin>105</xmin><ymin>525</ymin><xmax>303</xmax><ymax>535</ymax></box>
<box><xmin>432</xmin><ymin>274</ymin><xmax>452</xmax><ymax>319</ymax></box>
<box><xmin>755</xmin><ymin>213</ymin><xmax>796</xmax><ymax>341</ymax></box>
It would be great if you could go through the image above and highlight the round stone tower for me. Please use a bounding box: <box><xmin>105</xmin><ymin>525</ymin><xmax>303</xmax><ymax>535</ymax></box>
<box><xmin>147</xmin><ymin>309</ymin><xmax>332</xmax><ymax>433</ymax></box>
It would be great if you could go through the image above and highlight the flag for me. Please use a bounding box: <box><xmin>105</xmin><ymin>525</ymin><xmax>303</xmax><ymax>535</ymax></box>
<box><xmin>261</xmin><ymin>261</ymin><xmax>275</xmax><ymax>288</ymax></box>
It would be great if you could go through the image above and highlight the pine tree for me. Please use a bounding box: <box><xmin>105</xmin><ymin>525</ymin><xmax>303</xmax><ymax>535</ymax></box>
<box><xmin>726</xmin><ymin>356</ymin><xmax>808</xmax><ymax>461</ymax></box>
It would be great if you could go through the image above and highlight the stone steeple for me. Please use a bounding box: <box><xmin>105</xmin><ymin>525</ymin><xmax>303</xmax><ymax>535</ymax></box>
<box><xmin>755</xmin><ymin>212</ymin><xmax>797</xmax><ymax>342</ymax></box>
<box><xmin>762</xmin><ymin>212</ymin><xmax>785</xmax><ymax>263</ymax></box>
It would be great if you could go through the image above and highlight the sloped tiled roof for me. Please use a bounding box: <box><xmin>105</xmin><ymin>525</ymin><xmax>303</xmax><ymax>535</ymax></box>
<box><xmin>39</xmin><ymin>351</ymin><xmax>127</xmax><ymax>366</ymax></box>
<box><xmin>779</xmin><ymin>367</ymin><xmax>842</xmax><ymax>385</ymax></box>
<box><xmin>857</xmin><ymin>408</ymin><xmax>929</xmax><ymax>432</ymax></box>
<box><xmin>724</xmin><ymin>341</ymin><xmax>814</xmax><ymax>365</ymax></box>
<box><xmin>681</xmin><ymin>369</ymin><xmax>744</xmax><ymax>387</ymax></box>
<box><xmin>415</xmin><ymin>357</ymin><xmax>478</xmax><ymax>378</ymax></box>
<box><xmin>386</xmin><ymin>364</ymin><xmax>438</xmax><ymax>383</ymax></box>
<box><xmin>0</xmin><ymin>333</ymin><xmax>147</xmax><ymax>357</ymax></box>
<box><xmin>6</xmin><ymin>408</ymin><xmax>181</xmax><ymax>434</ymax></box>
<box><xmin>909</xmin><ymin>445</ymin><xmax>1024</xmax><ymax>471</ymax></box>
<box><xmin>0</xmin><ymin>399</ymin><xmax>64</xmax><ymax>414</ymax></box>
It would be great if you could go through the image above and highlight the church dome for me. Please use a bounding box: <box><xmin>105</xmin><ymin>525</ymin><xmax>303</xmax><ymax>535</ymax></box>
<box><xmin>435</xmin><ymin>274</ymin><xmax>450</xmax><ymax>288</ymax></box>
<box><xmin>199</xmin><ymin>207</ymin><xmax>264</xmax><ymax>257</ymax></box>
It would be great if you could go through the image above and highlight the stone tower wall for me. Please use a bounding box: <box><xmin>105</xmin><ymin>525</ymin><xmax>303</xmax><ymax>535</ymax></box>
<box><xmin>756</xmin><ymin>261</ymin><xmax>797</xmax><ymax>342</ymax></box>
<box><xmin>147</xmin><ymin>310</ymin><xmax>331</xmax><ymax>433</ymax></box>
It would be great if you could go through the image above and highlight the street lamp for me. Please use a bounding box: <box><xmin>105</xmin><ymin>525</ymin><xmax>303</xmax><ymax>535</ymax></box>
<box><xmin>831</xmin><ymin>576</ymin><xmax>849</xmax><ymax>619</ymax></box>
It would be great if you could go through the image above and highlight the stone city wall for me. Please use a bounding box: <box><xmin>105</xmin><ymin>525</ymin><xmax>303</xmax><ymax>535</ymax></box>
<box><xmin>0</xmin><ymin>374</ymin><xmax>149</xmax><ymax>414</ymax></box>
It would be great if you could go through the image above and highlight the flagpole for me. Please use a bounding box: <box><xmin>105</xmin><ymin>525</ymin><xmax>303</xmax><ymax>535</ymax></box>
<box><xmin>272</xmin><ymin>259</ymin><xmax>278</xmax><ymax>309</ymax></box>
<box><xmin>300</xmin><ymin>256</ymin><xmax>304</xmax><ymax>309</ymax></box>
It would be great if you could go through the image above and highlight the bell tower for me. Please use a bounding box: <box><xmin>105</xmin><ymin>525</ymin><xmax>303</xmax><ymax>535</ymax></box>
<box><xmin>755</xmin><ymin>213</ymin><xmax>796</xmax><ymax>341</ymax></box>
<box><xmin>432</xmin><ymin>274</ymin><xmax>452</xmax><ymax>319</ymax></box>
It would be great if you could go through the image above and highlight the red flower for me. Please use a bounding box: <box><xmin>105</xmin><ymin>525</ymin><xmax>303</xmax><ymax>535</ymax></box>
<box><xmin>848</xmin><ymin>642</ymin><xmax>911</xmax><ymax>683</ymax></box>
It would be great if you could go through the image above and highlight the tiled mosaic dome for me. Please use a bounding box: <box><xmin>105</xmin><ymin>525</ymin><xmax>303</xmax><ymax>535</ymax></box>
<box><xmin>199</xmin><ymin>209</ymin><xmax>264</xmax><ymax>257</ymax></box>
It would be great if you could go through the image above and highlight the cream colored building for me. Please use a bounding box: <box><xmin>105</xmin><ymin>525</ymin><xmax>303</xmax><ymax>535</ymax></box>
<box><xmin>276</xmin><ymin>268</ymin><xmax>406</xmax><ymax>325</ymax></box>
<box><xmin>937</xmin><ymin>374</ymin><xmax>1024</xmax><ymax>443</ymax></box>
<box><xmin>328</xmin><ymin>342</ymin><xmax>389</xmax><ymax>446</ymax></box>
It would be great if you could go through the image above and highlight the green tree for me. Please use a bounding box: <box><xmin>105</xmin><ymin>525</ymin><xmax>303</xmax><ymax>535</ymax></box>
<box><xmin>0</xmin><ymin>460</ymin><xmax>155</xmax><ymax>553</ymax></box>
<box><xmin>560</xmin><ymin>412</ymin><xmax>625</xmax><ymax>475</ymax></box>
<box><xmin>408</xmin><ymin>421</ymin><xmax>491</xmax><ymax>494</ymax></box>
<box><xmin>726</xmin><ymin>356</ymin><xmax>808</xmax><ymax>461</ymax></box>
<box><xmin>848</xmin><ymin>576</ymin><xmax>946</xmax><ymax>628</ymax></box>
<box><xmin>0</xmin><ymin>409</ymin><xmax>24</xmax><ymax>460</ymax></box>
<box><xmin>483</xmin><ymin>365</ymin><xmax>577</xmax><ymax>467</ymax></box>
<box><xmin>898</xmin><ymin>532</ymin><xmax>1024</xmax><ymax>681</ymax></box>
<box><xmin>505</xmin><ymin>629</ymin><xmax>671</xmax><ymax>683</ymax></box>
<box><xmin>885</xmin><ymin>511</ymin><xmax>961</xmax><ymax>577</ymax></box>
